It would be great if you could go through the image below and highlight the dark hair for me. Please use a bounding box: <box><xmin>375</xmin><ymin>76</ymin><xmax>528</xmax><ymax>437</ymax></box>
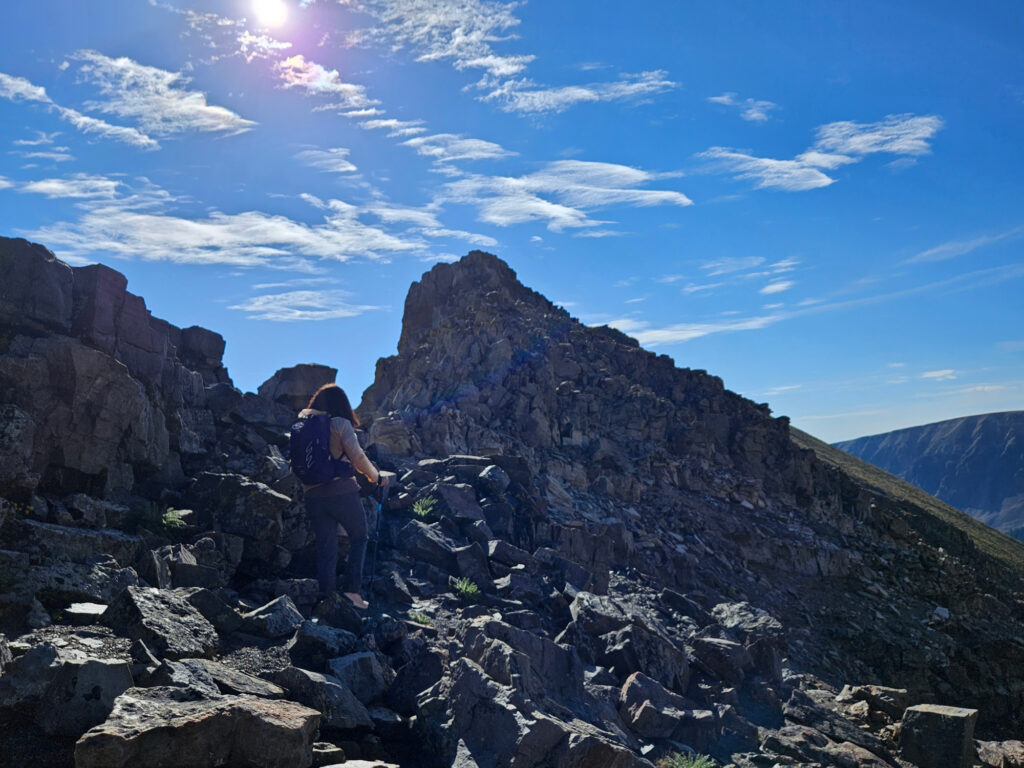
<box><xmin>307</xmin><ymin>383</ymin><xmax>359</xmax><ymax>426</ymax></box>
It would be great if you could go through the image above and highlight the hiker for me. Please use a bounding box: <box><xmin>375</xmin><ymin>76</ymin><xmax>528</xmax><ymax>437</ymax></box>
<box><xmin>294</xmin><ymin>383</ymin><xmax>388</xmax><ymax>610</ymax></box>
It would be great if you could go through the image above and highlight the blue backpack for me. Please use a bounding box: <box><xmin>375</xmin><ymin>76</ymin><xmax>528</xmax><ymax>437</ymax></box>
<box><xmin>289</xmin><ymin>414</ymin><xmax>353</xmax><ymax>485</ymax></box>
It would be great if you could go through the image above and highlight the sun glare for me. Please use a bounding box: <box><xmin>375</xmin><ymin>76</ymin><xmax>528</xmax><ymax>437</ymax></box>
<box><xmin>253</xmin><ymin>0</ymin><xmax>288</xmax><ymax>27</ymax></box>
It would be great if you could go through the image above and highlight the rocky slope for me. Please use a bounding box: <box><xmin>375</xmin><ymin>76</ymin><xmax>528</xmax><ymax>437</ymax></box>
<box><xmin>2</xmin><ymin>239</ymin><xmax>1024</xmax><ymax>768</ymax></box>
<box><xmin>835</xmin><ymin>413</ymin><xmax>1024</xmax><ymax>537</ymax></box>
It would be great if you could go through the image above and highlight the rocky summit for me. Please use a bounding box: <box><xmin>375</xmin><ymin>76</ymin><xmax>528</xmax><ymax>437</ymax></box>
<box><xmin>2</xmin><ymin>238</ymin><xmax>1024</xmax><ymax>768</ymax></box>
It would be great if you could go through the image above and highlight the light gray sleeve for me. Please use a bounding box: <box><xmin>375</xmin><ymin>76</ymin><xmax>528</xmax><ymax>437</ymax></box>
<box><xmin>332</xmin><ymin>417</ymin><xmax>379</xmax><ymax>482</ymax></box>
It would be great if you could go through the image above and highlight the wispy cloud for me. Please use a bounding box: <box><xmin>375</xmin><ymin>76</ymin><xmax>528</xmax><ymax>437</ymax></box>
<box><xmin>760</xmin><ymin>280</ymin><xmax>794</xmax><ymax>295</ymax></box>
<box><xmin>25</xmin><ymin>178</ymin><xmax>425</xmax><ymax>268</ymax></box>
<box><xmin>920</xmin><ymin>369</ymin><xmax>956</xmax><ymax>381</ymax></box>
<box><xmin>13</xmin><ymin>130</ymin><xmax>61</xmax><ymax>146</ymax></box>
<box><xmin>353</xmin><ymin>0</ymin><xmax>674</xmax><ymax>114</ymax></box>
<box><xmin>707</xmin><ymin>92</ymin><xmax>778</xmax><ymax>122</ymax></box>
<box><xmin>359</xmin><ymin>118</ymin><xmax>427</xmax><ymax>137</ymax></box>
<box><xmin>615</xmin><ymin>262</ymin><xmax>1024</xmax><ymax>347</ymax></box>
<box><xmin>229</xmin><ymin>289</ymin><xmax>380</xmax><ymax>321</ymax></box>
<box><xmin>699</xmin><ymin>147</ymin><xmax>836</xmax><ymax>191</ymax></box>
<box><xmin>762</xmin><ymin>384</ymin><xmax>802</xmax><ymax>396</ymax></box>
<box><xmin>483</xmin><ymin>70</ymin><xmax>677</xmax><ymax>114</ymax></box>
<box><xmin>12</xmin><ymin>150</ymin><xmax>75</xmax><ymax>163</ymax></box>
<box><xmin>276</xmin><ymin>54</ymin><xmax>378</xmax><ymax>109</ymax></box>
<box><xmin>74</xmin><ymin>50</ymin><xmax>255</xmax><ymax>136</ymax></box>
<box><xmin>701</xmin><ymin>113</ymin><xmax>943</xmax><ymax>191</ymax></box>
<box><xmin>295</xmin><ymin>147</ymin><xmax>358</xmax><ymax>173</ymax></box>
<box><xmin>441</xmin><ymin>160</ymin><xmax>691</xmax><ymax>232</ymax></box>
<box><xmin>0</xmin><ymin>176</ymin><xmax>13</xmax><ymax>190</ymax></box>
<box><xmin>401</xmin><ymin>133</ymin><xmax>514</xmax><ymax>165</ymax></box>
<box><xmin>0</xmin><ymin>71</ymin><xmax>159</xmax><ymax>149</ymax></box>
<box><xmin>237</xmin><ymin>31</ymin><xmax>292</xmax><ymax>62</ymax></box>
<box><xmin>701</xmin><ymin>256</ymin><xmax>765</xmax><ymax>276</ymax></box>
<box><xmin>905</xmin><ymin>226</ymin><xmax>1022</xmax><ymax>264</ymax></box>
<box><xmin>814</xmin><ymin>114</ymin><xmax>944</xmax><ymax>156</ymax></box>
<box><xmin>20</xmin><ymin>173</ymin><xmax>121</xmax><ymax>198</ymax></box>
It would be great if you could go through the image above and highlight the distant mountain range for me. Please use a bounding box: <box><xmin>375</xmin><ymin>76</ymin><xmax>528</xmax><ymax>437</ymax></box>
<box><xmin>835</xmin><ymin>412</ymin><xmax>1024</xmax><ymax>539</ymax></box>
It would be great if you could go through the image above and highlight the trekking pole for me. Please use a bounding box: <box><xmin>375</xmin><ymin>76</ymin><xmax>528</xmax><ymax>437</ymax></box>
<box><xmin>366</xmin><ymin>474</ymin><xmax>390</xmax><ymax>592</ymax></box>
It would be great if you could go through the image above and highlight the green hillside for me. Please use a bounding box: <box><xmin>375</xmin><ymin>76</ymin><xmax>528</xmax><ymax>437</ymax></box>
<box><xmin>791</xmin><ymin>426</ymin><xmax>1024</xmax><ymax>577</ymax></box>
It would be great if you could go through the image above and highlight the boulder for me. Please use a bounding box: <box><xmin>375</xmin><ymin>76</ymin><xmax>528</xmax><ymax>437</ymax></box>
<box><xmin>397</xmin><ymin>520</ymin><xmax>459</xmax><ymax>573</ymax></box>
<box><xmin>0</xmin><ymin>236</ymin><xmax>73</xmax><ymax>334</ymax></box>
<box><xmin>570</xmin><ymin>592</ymin><xmax>631</xmax><ymax>636</ymax></box>
<box><xmin>900</xmin><ymin>704</ymin><xmax>978</xmax><ymax>768</ymax></box>
<box><xmin>978</xmin><ymin>740</ymin><xmax>1024</xmax><ymax>768</ymax></box>
<box><xmin>328</xmin><ymin>651</ymin><xmax>394</xmax><ymax>705</ymax></box>
<box><xmin>150</xmin><ymin>658</ymin><xmax>221</xmax><ymax>697</ymax></box>
<box><xmin>386</xmin><ymin>647</ymin><xmax>446</xmax><ymax>716</ymax></box>
<box><xmin>288</xmin><ymin>620</ymin><xmax>359</xmax><ymax>672</ymax></box>
<box><xmin>179</xmin><ymin>325</ymin><xmax>230</xmax><ymax>386</ymax></box>
<box><xmin>74</xmin><ymin>686</ymin><xmax>320</xmax><ymax>768</ymax></box>
<box><xmin>36</xmin><ymin>657</ymin><xmax>134</xmax><ymax>736</ymax></box>
<box><xmin>311</xmin><ymin>592</ymin><xmax>364</xmax><ymax>635</ymax></box>
<box><xmin>180</xmin><ymin>587</ymin><xmax>244</xmax><ymax>635</ymax></box>
<box><xmin>257</xmin><ymin>364</ymin><xmax>337</xmax><ymax>412</ymax></box>
<box><xmin>243</xmin><ymin>595</ymin><xmax>304</xmax><ymax>638</ymax></box>
<box><xmin>179</xmin><ymin>658</ymin><xmax>285</xmax><ymax>698</ymax></box>
<box><xmin>102</xmin><ymin>586</ymin><xmax>219</xmax><ymax>660</ymax></box>
<box><xmin>13</xmin><ymin>519</ymin><xmax>143</xmax><ymax>567</ymax></box>
<box><xmin>487</xmin><ymin>539</ymin><xmax>538</xmax><ymax>572</ymax></box>
<box><xmin>433</xmin><ymin>483</ymin><xmax>485</xmax><ymax>522</ymax></box>
<box><xmin>762</xmin><ymin>724</ymin><xmax>893</xmax><ymax>768</ymax></box>
<box><xmin>691</xmin><ymin>636</ymin><xmax>752</xmax><ymax>683</ymax></box>
<box><xmin>0</xmin><ymin>641</ymin><xmax>60</xmax><ymax>707</ymax></box>
<box><xmin>272</xmin><ymin>666</ymin><xmax>372</xmax><ymax>730</ymax></box>
<box><xmin>601</xmin><ymin>623</ymin><xmax>689</xmax><ymax>693</ymax></box>
<box><xmin>453</xmin><ymin>542</ymin><xmax>493</xmax><ymax>590</ymax></box>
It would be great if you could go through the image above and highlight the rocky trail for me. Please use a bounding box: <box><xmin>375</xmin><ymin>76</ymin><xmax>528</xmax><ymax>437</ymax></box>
<box><xmin>2</xmin><ymin>238</ymin><xmax>1024</xmax><ymax>767</ymax></box>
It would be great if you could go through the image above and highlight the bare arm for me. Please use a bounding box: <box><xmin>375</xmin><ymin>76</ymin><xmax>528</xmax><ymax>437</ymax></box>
<box><xmin>331</xmin><ymin>417</ymin><xmax>381</xmax><ymax>483</ymax></box>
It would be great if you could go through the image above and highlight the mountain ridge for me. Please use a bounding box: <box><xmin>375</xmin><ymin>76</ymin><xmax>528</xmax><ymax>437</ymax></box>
<box><xmin>835</xmin><ymin>411</ymin><xmax>1024</xmax><ymax>535</ymax></box>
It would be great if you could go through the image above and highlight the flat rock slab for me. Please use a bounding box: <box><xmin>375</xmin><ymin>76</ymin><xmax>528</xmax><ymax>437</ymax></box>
<box><xmin>74</xmin><ymin>686</ymin><xmax>320</xmax><ymax>768</ymax></box>
<box><xmin>901</xmin><ymin>704</ymin><xmax>978</xmax><ymax>768</ymax></box>
<box><xmin>103</xmin><ymin>586</ymin><xmax>219</xmax><ymax>660</ymax></box>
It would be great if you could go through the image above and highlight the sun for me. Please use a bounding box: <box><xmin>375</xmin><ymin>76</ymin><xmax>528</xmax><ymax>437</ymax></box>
<box><xmin>252</xmin><ymin>0</ymin><xmax>288</xmax><ymax>27</ymax></box>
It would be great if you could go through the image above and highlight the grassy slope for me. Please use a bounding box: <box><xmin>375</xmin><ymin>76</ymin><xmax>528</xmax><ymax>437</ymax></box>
<box><xmin>791</xmin><ymin>426</ymin><xmax>1024</xmax><ymax>577</ymax></box>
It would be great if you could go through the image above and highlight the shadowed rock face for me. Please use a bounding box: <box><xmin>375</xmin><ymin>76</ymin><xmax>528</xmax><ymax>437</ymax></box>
<box><xmin>0</xmin><ymin>237</ymin><xmax>228</xmax><ymax>498</ymax></box>
<box><xmin>836</xmin><ymin>412</ymin><xmax>1024</xmax><ymax>535</ymax></box>
<box><xmin>361</xmin><ymin>251</ymin><xmax>813</xmax><ymax>510</ymax></box>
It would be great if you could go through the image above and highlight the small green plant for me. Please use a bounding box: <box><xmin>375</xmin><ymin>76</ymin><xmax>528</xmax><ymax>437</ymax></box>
<box><xmin>656</xmin><ymin>754</ymin><xmax>714</xmax><ymax>768</ymax></box>
<box><xmin>128</xmin><ymin>503</ymin><xmax>187</xmax><ymax>539</ymax></box>
<box><xmin>412</xmin><ymin>496</ymin><xmax>438</xmax><ymax>520</ymax></box>
<box><xmin>453</xmin><ymin>576</ymin><xmax>480</xmax><ymax>604</ymax></box>
<box><xmin>161</xmin><ymin>508</ymin><xmax>188</xmax><ymax>532</ymax></box>
<box><xmin>408</xmin><ymin>611</ymin><xmax>435</xmax><ymax>626</ymax></box>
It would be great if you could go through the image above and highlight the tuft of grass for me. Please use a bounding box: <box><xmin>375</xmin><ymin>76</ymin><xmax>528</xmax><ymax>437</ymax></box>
<box><xmin>409</xmin><ymin>611</ymin><xmax>435</xmax><ymax>626</ymax></box>
<box><xmin>656</xmin><ymin>754</ymin><xmax>714</xmax><ymax>768</ymax></box>
<box><xmin>453</xmin><ymin>576</ymin><xmax>480</xmax><ymax>604</ymax></box>
<box><xmin>412</xmin><ymin>496</ymin><xmax>438</xmax><ymax>520</ymax></box>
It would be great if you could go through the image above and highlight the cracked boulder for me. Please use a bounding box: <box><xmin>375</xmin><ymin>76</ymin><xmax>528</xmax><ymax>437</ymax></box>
<box><xmin>102</xmin><ymin>586</ymin><xmax>219</xmax><ymax>660</ymax></box>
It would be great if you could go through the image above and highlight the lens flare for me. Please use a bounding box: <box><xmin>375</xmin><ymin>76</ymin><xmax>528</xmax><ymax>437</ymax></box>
<box><xmin>253</xmin><ymin>0</ymin><xmax>287</xmax><ymax>27</ymax></box>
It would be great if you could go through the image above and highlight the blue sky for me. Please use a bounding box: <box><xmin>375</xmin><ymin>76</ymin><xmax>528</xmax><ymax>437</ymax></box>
<box><xmin>1</xmin><ymin>0</ymin><xmax>1021</xmax><ymax>442</ymax></box>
